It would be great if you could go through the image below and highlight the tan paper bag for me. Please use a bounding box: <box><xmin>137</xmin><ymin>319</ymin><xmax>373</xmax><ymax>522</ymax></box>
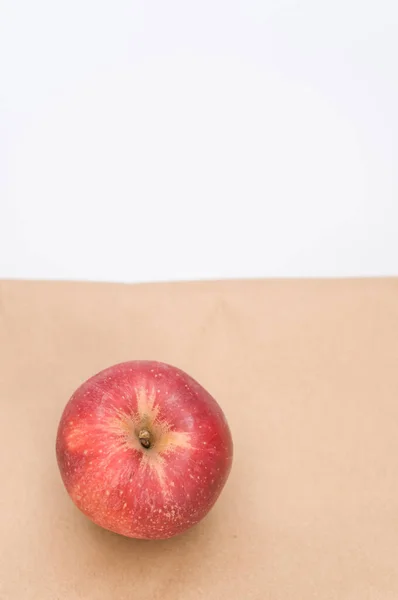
<box><xmin>1</xmin><ymin>279</ymin><xmax>397</xmax><ymax>599</ymax></box>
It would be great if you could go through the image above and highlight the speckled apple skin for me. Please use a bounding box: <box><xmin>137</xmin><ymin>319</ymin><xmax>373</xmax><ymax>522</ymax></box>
<box><xmin>56</xmin><ymin>360</ymin><xmax>233</xmax><ymax>540</ymax></box>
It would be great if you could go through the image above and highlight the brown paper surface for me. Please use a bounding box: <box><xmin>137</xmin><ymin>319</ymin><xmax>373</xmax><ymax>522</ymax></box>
<box><xmin>1</xmin><ymin>278</ymin><xmax>398</xmax><ymax>600</ymax></box>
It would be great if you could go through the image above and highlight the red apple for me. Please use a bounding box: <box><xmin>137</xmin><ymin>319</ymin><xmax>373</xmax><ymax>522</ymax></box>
<box><xmin>56</xmin><ymin>360</ymin><xmax>233</xmax><ymax>539</ymax></box>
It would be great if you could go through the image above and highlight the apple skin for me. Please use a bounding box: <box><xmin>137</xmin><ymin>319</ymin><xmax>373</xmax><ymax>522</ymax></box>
<box><xmin>56</xmin><ymin>360</ymin><xmax>233</xmax><ymax>540</ymax></box>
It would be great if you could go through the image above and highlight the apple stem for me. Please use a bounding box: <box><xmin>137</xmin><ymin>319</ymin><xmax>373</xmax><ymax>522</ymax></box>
<box><xmin>138</xmin><ymin>429</ymin><xmax>151</xmax><ymax>449</ymax></box>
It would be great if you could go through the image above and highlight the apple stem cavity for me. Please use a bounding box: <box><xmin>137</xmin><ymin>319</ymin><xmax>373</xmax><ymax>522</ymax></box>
<box><xmin>138</xmin><ymin>429</ymin><xmax>152</xmax><ymax>449</ymax></box>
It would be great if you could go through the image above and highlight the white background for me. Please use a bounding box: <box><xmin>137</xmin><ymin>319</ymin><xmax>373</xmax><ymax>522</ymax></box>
<box><xmin>1</xmin><ymin>0</ymin><xmax>397</xmax><ymax>283</ymax></box>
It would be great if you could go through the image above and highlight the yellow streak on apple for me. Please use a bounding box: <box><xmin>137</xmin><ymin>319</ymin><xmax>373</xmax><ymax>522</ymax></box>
<box><xmin>65</xmin><ymin>384</ymin><xmax>192</xmax><ymax>492</ymax></box>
